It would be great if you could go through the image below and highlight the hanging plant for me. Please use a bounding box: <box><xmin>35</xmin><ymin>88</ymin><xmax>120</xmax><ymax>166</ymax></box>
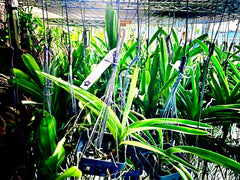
<box><xmin>38</xmin><ymin>68</ymin><xmax>216</xmax><ymax>179</ymax></box>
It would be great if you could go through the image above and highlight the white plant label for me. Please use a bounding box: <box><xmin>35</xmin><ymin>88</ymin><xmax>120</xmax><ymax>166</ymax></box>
<box><xmin>80</xmin><ymin>48</ymin><xmax>116</xmax><ymax>90</ymax></box>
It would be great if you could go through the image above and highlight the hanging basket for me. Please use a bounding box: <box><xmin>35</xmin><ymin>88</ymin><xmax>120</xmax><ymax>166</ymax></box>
<box><xmin>124</xmin><ymin>146</ymin><xmax>145</xmax><ymax>180</ymax></box>
<box><xmin>144</xmin><ymin>143</ymin><xmax>191</xmax><ymax>180</ymax></box>
<box><xmin>124</xmin><ymin>169</ymin><xmax>142</xmax><ymax>180</ymax></box>
<box><xmin>76</xmin><ymin>130</ymin><xmax>125</xmax><ymax>178</ymax></box>
<box><xmin>125</xmin><ymin>143</ymin><xmax>190</xmax><ymax>180</ymax></box>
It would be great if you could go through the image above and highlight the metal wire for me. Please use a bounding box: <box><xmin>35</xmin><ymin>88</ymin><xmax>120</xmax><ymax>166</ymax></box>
<box><xmin>18</xmin><ymin>0</ymin><xmax>240</xmax><ymax>27</ymax></box>
<box><xmin>161</xmin><ymin>0</ymin><xmax>189</xmax><ymax>120</ymax></box>
<box><xmin>65</xmin><ymin>0</ymin><xmax>77</xmax><ymax>116</ymax></box>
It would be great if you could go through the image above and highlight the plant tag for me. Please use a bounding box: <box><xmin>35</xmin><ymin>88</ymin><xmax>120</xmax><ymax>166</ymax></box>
<box><xmin>80</xmin><ymin>48</ymin><xmax>116</xmax><ymax>90</ymax></box>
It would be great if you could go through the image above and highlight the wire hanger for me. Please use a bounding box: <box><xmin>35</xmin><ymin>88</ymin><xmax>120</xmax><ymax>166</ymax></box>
<box><xmin>161</xmin><ymin>0</ymin><xmax>189</xmax><ymax>120</ymax></box>
<box><xmin>120</xmin><ymin>0</ymin><xmax>141</xmax><ymax>108</ymax></box>
<box><xmin>65</xmin><ymin>0</ymin><xmax>77</xmax><ymax>117</ymax></box>
<box><xmin>223</xmin><ymin>19</ymin><xmax>240</xmax><ymax>73</ymax></box>
<box><xmin>41</xmin><ymin>0</ymin><xmax>52</xmax><ymax>115</ymax></box>
<box><xmin>197</xmin><ymin>0</ymin><xmax>229</xmax><ymax>132</ymax></box>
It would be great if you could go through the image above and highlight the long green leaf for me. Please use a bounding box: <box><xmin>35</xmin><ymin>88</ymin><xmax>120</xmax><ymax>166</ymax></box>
<box><xmin>171</xmin><ymin>28</ymin><xmax>179</xmax><ymax>46</ymax></box>
<box><xmin>56</xmin><ymin>166</ymin><xmax>82</xmax><ymax>180</ymax></box>
<box><xmin>228</xmin><ymin>59</ymin><xmax>240</xmax><ymax>80</ymax></box>
<box><xmin>149</xmin><ymin>27</ymin><xmax>165</xmax><ymax>47</ymax></box>
<box><xmin>187</xmin><ymin>34</ymin><xmax>208</xmax><ymax>52</ymax></box>
<box><xmin>11</xmin><ymin>78</ymin><xmax>42</xmax><ymax>101</ymax></box>
<box><xmin>160</xmin><ymin>37</ymin><xmax>168</xmax><ymax>83</ymax></box>
<box><xmin>230</xmin><ymin>81</ymin><xmax>240</xmax><ymax>100</ymax></box>
<box><xmin>202</xmin><ymin>104</ymin><xmax>240</xmax><ymax>115</ymax></box>
<box><xmin>209</xmin><ymin>69</ymin><xmax>224</xmax><ymax>104</ymax></box>
<box><xmin>168</xmin><ymin>146</ymin><xmax>240</xmax><ymax>173</ymax></box>
<box><xmin>211</xmin><ymin>55</ymin><xmax>230</xmax><ymax>96</ymax></box>
<box><xmin>188</xmin><ymin>46</ymin><xmax>204</xmax><ymax>57</ymax></box>
<box><xmin>173</xmin><ymin>163</ymin><xmax>193</xmax><ymax>180</ymax></box>
<box><xmin>122</xmin><ymin>66</ymin><xmax>139</xmax><ymax>129</ymax></box>
<box><xmin>22</xmin><ymin>53</ymin><xmax>44</xmax><ymax>86</ymax></box>
<box><xmin>120</xmin><ymin>42</ymin><xmax>137</xmax><ymax>67</ymax></box>
<box><xmin>122</xmin><ymin>124</ymin><xmax>209</xmax><ymax>141</ymax></box>
<box><xmin>121</xmin><ymin>141</ymin><xmax>198</xmax><ymax>172</ymax></box>
<box><xmin>229</xmin><ymin>49</ymin><xmax>240</xmax><ymax>59</ymax></box>
<box><xmin>37</xmin><ymin>71</ymin><xmax>122</xmax><ymax>140</ymax></box>
<box><xmin>45</xmin><ymin>137</ymin><xmax>65</xmax><ymax>173</ymax></box>
<box><xmin>91</xmin><ymin>41</ymin><xmax>103</xmax><ymax>54</ymax></box>
<box><xmin>214</xmin><ymin>45</ymin><xmax>227</xmax><ymax>59</ymax></box>
<box><xmin>128</xmin><ymin>118</ymin><xmax>211</xmax><ymax>129</ymax></box>
<box><xmin>95</xmin><ymin>36</ymin><xmax>108</xmax><ymax>50</ymax></box>
<box><xmin>149</xmin><ymin>45</ymin><xmax>160</xmax><ymax>96</ymax></box>
<box><xmin>173</xmin><ymin>46</ymin><xmax>183</xmax><ymax>63</ymax></box>
<box><xmin>193</xmin><ymin>39</ymin><xmax>209</xmax><ymax>54</ymax></box>
<box><xmin>140</xmin><ymin>69</ymin><xmax>150</xmax><ymax>94</ymax></box>
<box><xmin>13</xmin><ymin>68</ymin><xmax>38</xmax><ymax>85</ymax></box>
<box><xmin>191</xmin><ymin>64</ymin><xmax>200</xmax><ymax>117</ymax></box>
<box><xmin>39</xmin><ymin>112</ymin><xmax>57</xmax><ymax>158</ymax></box>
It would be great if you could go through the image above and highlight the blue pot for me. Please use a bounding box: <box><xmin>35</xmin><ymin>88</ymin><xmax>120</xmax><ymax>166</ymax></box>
<box><xmin>76</xmin><ymin>130</ymin><xmax>125</xmax><ymax>178</ymax></box>
<box><xmin>124</xmin><ymin>143</ymin><xmax>190</xmax><ymax>180</ymax></box>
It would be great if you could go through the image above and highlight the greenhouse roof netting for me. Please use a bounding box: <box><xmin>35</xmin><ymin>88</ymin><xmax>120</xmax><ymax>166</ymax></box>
<box><xmin>17</xmin><ymin>0</ymin><xmax>240</xmax><ymax>27</ymax></box>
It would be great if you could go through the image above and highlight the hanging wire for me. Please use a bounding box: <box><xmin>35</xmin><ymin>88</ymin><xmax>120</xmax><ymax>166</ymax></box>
<box><xmin>146</xmin><ymin>0</ymin><xmax>150</xmax><ymax>60</ymax></box>
<box><xmin>166</xmin><ymin>1</ymin><xmax>175</xmax><ymax>62</ymax></box>
<box><xmin>79</xmin><ymin>0</ymin><xmax>125</xmax><ymax>165</ymax></box>
<box><xmin>120</xmin><ymin>0</ymin><xmax>141</xmax><ymax>108</ymax></box>
<box><xmin>136</xmin><ymin>0</ymin><xmax>140</xmax><ymax>57</ymax></box>
<box><xmin>40</xmin><ymin>0</ymin><xmax>60</xmax><ymax>143</ymax></box>
<box><xmin>207</xmin><ymin>0</ymin><xmax>220</xmax><ymax>37</ymax></box>
<box><xmin>197</xmin><ymin>0</ymin><xmax>229</xmax><ymax>134</ymax></box>
<box><xmin>41</xmin><ymin>0</ymin><xmax>52</xmax><ymax>115</ymax></box>
<box><xmin>223</xmin><ymin>19</ymin><xmax>240</xmax><ymax>73</ymax></box>
<box><xmin>65</xmin><ymin>0</ymin><xmax>77</xmax><ymax>116</ymax></box>
<box><xmin>119</xmin><ymin>0</ymin><xmax>143</xmax><ymax>168</ymax></box>
<box><xmin>96</xmin><ymin>0</ymin><xmax>123</xmax><ymax>149</ymax></box>
<box><xmin>80</xmin><ymin>0</ymin><xmax>88</xmax><ymax>58</ymax></box>
<box><xmin>161</xmin><ymin>0</ymin><xmax>189</xmax><ymax>120</ymax></box>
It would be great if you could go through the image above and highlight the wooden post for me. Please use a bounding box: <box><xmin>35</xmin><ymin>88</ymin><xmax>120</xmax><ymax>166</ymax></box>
<box><xmin>7</xmin><ymin>0</ymin><xmax>21</xmax><ymax>50</ymax></box>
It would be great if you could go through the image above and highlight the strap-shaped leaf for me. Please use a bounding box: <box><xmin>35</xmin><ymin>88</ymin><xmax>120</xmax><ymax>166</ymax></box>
<box><xmin>22</xmin><ymin>54</ymin><xmax>44</xmax><ymax>86</ymax></box>
<box><xmin>202</xmin><ymin>104</ymin><xmax>240</xmax><ymax>115</ymax></box>
<box><xmin>121</xmin><ymin>141</ymin><xmax>198</xmax><ymax>172</ymax></box>
<box><xmin>211</xmin><ymin>55</ymin><xmax>230</xmax><ymax>97</ymax></box>
<box><xmin>122</xmin><ymin>66</ymin><xmax>139</xmax><ymax>129</ymax></box>
<box><xmin>128</xmin><ymin>118</ymin><xmax>211</xmax><ymax>129</ymax></box>
<box><xmin>37</xmin><ymin>71</ymin><xmax>122</xmax><ymax>140</ymax></box>
<box><xmin>209</xmin><ymin>69</ymin><xmax>225</xmax><ymax>104</ymax></box>
<box><xmin>193</xmin><ymin>39</ymin><xmax>209</xmax><ymax>54</ymax></box>
<box><xmin>120</xmin><ymin>41</ymin><xmax>137</xmax><ymax>67</ymax></box>
<box><xmin>230</xmin><ymin>81</ymin><xmax>240</xmax><ymax>100</ymax></box>
<box><xmin>148</xmin><ymin>27</ymin><xmax>167</xmax><ymax>47</ymax></box>
<box><xmin>152</xmin><ymin>70</ymin><xmax>178</xmax><ymax>106</ymax></box>
<box><xmin>45</xmin><ymin>138</ymin><xmax>65</xmax><ymax>173</ymax></box>
<box><xmin>228</xmin><ymin>59</ymin><xmax>240</xmax><ymax>80</ymax></box>
<box><xmin>122</xmin><ymin>124</ymin><xmax>209</xmax><ymax>141</ymax></box>
<box><xmin>171</xmin><ymin>27</ymin><xmax>179</xmax><ymax>46</ymax></box>
<box><xmin>11</xmin><ymin>78</ymin><xmax>42</xmax><ymax>101</ymax></box>
<box><xmin>168</xmin><ymin>146</ymin><xmax>240</xmax><ymax>173</ymax></box>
